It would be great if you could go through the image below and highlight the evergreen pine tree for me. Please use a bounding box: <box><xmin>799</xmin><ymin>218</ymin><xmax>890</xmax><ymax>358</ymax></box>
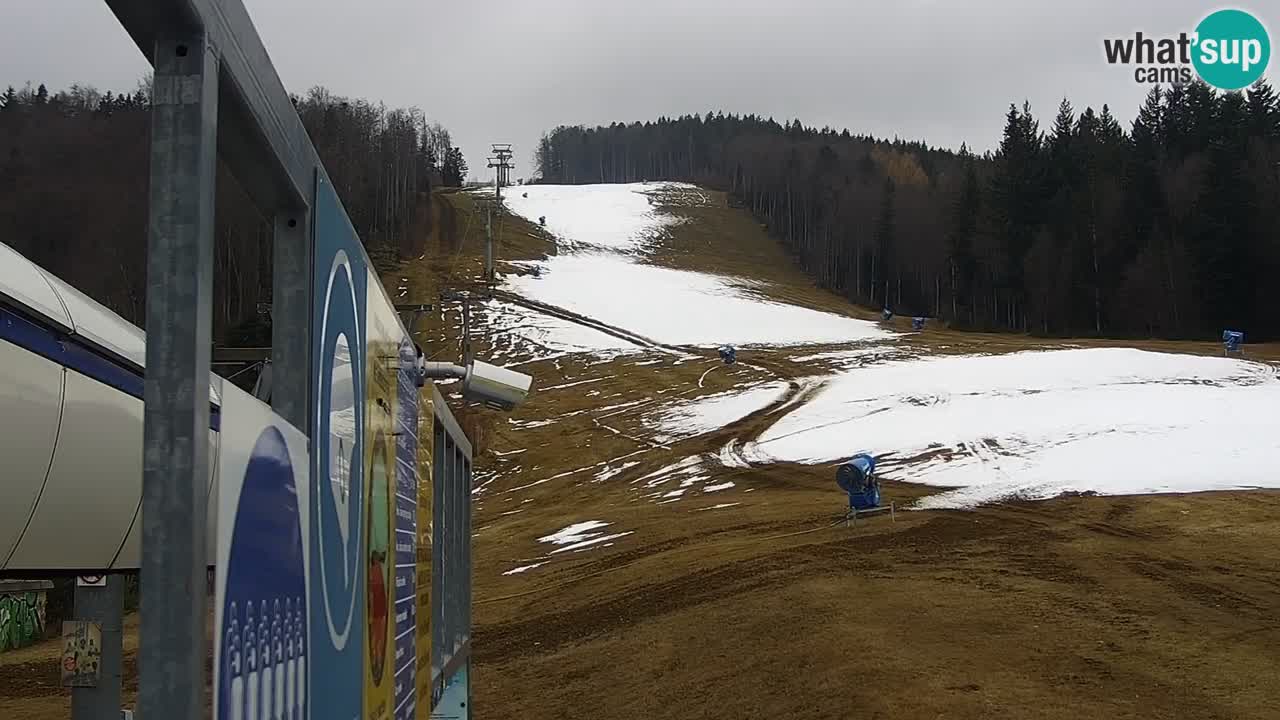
<box><xmin>1098</xmin><ymin>104</ymin><xmax>1125</xmax><ymax>145</ymax></box>
<box><xmin>442</xmin><ymin>146</ymin><xmax>467</xmax><ymax>186</ymax></box>
<box><xmin>1184</xmin><ymin>80</ymin><xmax>1218</xmax><ymax>150</ymax></box>
<box><xmin>1163</xmin><ymin>83</ymin><xmax>1189</xmax><ymax>158</ymax></box>
<box><xmin>948</xmin><ymin>146</ymin><xmax>980</xmax><ymax>323</ymax></box>
<box><xmin>1195</xmin><ymin>91</ymin><xmax>1252</xmax><ymax>330</ymax></box>
<box><xmin>873</xmin><ymin>178</ymin><xmax>896</xmax><ymax>308</ymax></box>
<box><xmin>1245</xmin><ymin>80</ymin><xmax>1280</xmax><ymax>140</ymax></box>
<box><xmin>1128</xmin><ymin>86</ymin><xmax>1166</xmax><ymax>269</ymax></box>
<box><xmin>1049</xmin><ymin>98</ymin><xmax>1078</xmax><ymax>188</ymax></box>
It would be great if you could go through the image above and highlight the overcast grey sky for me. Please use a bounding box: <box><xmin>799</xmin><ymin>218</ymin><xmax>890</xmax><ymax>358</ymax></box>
<box><xmin>2</xmin><ymin>1</ymin><xmax>1275</xmax><ymax>181</ymax></box>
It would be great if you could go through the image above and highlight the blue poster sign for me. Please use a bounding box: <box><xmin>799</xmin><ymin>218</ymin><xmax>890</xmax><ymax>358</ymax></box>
<box><xmin>392</xmin><ymin>338</ymin><xmax>419</xmax><ymax>720</ymax></box>
<box><xmin>213</xmin><ymin>382</ymin><xmax>311</xmax><ymax>720</ymax></box>
<box><xmin>310</xmin><ymin>174</ymin><xmax>368</xmax><ymax>720</ymax></box>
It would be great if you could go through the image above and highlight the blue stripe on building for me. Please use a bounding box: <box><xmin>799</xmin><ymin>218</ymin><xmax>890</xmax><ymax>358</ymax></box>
<box><xmin>1</xmin><ymin>304</ymin><xmax>221</xmax><ymax>430</ymax></box>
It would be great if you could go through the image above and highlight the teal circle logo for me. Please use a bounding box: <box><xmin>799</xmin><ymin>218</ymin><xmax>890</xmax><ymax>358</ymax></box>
<box><xmin>1192</xmin><ymin>9</ymin><xmax>1271</xmax><ymax>90</ymax></box>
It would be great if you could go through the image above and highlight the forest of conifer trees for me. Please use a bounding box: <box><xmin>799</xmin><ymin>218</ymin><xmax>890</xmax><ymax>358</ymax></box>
<box><xmin>0</xmin><ymin>80</ymin><xmax>466</xmax><ymax>343</ymax></box>
<box><xmin>535</xmin><ymin>80</ymin><xmax>1280</xmax><ymax>340</ymax></box>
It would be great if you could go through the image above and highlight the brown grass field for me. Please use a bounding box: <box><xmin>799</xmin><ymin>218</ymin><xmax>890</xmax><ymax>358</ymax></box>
<box><xmin>4</xmin><ymin>184</ymin><xmax>1279</xmax><ymax>720</ymax></box>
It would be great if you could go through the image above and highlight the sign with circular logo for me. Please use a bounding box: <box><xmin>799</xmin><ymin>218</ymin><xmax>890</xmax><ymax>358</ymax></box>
<box><xmin>314</xmin><ymin>250</ymin><xmax>365</xmax><ymax>652</ymax></box>
<box><xmin>307</xmin><ymin>177</ymin><xmax>370</xmax><ymax>719</ymax></box>
<box><xmin>1192</xmin><ymin>9</ymin><xmax>1271</xmax><ymax>90</ymax></box>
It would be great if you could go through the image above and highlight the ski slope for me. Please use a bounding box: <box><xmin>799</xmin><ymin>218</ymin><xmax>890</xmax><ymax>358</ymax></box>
<box><xmin>501</xmin><ymin>183</ymin><xmax>891</xmax><ymax>348</ymax></box>
<box><xmin>751</xmin><ymin>348</ymin><xmax>1280</xmax><ymax>508</ymax></box>
<box><xmin>498</xmin><ymin>182</ymin><xmax>1280</xmax><ymax>508</ymax></box>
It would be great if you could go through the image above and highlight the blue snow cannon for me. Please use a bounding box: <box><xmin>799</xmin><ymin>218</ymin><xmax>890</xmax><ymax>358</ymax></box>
<box><xmin>1223</xmin><ymin>330</ymin><xmax>1243</xmax><ymax>354</ymax></box>
<box><xmin>836</xmin><ymin>454</ymin><xmax>880</xmax><ymax>510</ymax></box>
<box><xmin>881</xmin><ymin>308</ymin><xmax>894</xmax><ymax>323</ymax></box>
<box><xmin>912</xmin><ymin>317</ymin><xmax>926</xmax><ymax>331</ymax></box>
<box><xmin>718</xmin><ymin>345</ymin><xmax>737</xmax><ymax>365</ymax></box>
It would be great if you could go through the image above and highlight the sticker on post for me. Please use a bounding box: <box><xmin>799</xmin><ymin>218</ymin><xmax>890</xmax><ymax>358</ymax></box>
<box><xmin>61</xmin><ymin>620</ymin><xmax>103</xmax><ymax>687</ymax></box>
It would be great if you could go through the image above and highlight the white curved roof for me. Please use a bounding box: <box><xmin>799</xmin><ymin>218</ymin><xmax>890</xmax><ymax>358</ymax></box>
<box><xmin>0</xmin><ymin>240</ymin><xmax>219</xmax><ymax>404</ymax></box>
<box><xmin>41</xmin><ymin>271</ymin><xmax>147</xmax><ymax>371</ymax></box>
<box><xmin>0</xmin><ymin>242</ymin><xmax>73</xmax><ymax>331</ymax></box>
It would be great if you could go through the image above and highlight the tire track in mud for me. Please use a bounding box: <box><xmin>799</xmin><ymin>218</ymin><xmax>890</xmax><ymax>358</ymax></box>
<box><xmin>474</xmin><ymin>512</ymin><xmax>1009</xmax><ymax>663</ymax></box>
<box><xmin>476</xmin><ymin>290</ymin><xmax>917</xmax><ymax>603</ymax></box>
<box><xmin>490</xmin><ymin>287</ymin><xmax>823</xmax><ymax>468</ymax></box>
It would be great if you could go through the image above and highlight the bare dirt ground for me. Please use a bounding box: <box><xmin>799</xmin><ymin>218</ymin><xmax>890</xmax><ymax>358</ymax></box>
<box><xmin>5</xmin><ymin>184</ymin><xmax>1278</xmax><ymax>719</ymax></box>
<box><xmin>459</xmin><ymin>186</ymin><xmax>1280</xmax><ymax>720</ymax></box>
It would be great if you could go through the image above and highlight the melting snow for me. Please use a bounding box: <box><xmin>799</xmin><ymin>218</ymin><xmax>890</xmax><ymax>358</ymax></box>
<box><xmin>697</xmin><ymin>503</ymin><xmax>741</xmax><ymax>511</ymax></box>
<box><xmin>481</xmin><ymin>300</ymin><xmax>636</xmax><ymax>358</ymax></box>
<box><xmin>537</xmin><ymin>521</ymin><xmax>634</xmax><ymax>554</ymax></box>
<box><xmin>538</xmin><ymin>521</ymin><xmax>610</xmax><ymax>545</ymax></box>
<box><xmin>502</xmin><ymin>562</ymin><xmax>548</xmax><ymax>576</ymax></box>
<box><xmin>703</xmin><ymin>482</ymin><xmax>736</xmax><ymax>493</ymax></box>
<box><xmin>649</xmin><ymin>381</ymin><xmax>790</xmax><ymax>440</ymax></box>
<box><xmin>541</xmin><ymin>376</ymin><xmax>608</xmax><ymax>391</ymax></box>
<box><xmin>501</xmin><ymin>183</ymin><xmax>892</xmax><ymax>348</ymax></box>
<box><xmin>635</xmin><ymin>456</ymin><xmax>704</xmax><ymax>488</ymax></box>
<box><xmin>508</xmin><ymin>418</ymin><xmax>556</xmax><ymax>430</ymax></box>
<box><xmin>505</xmin><ymin>251</ymin><xmax>890</xmax><ymax>348</ymax></box>
<box><xmin>551</xmin><ymin>532</ymin><xmax>633</xmax><ymax>553</ymax></box>
<box><xmin>502</xmin><ymin>182</ymin><xmax>680</xmax><ymax>254</ymax></box>
<box><xmin>595</xmin><ymin>460</ymin><xmax>642</xmax><ymax>483</ymax></box>
<box><xmin>755</xmin><ymin>348</ymin><xmax>1280</xmax><ymax>508</ymax></box>
<box><xmin>789</xmin><ymin>345</ymin><xmax>899</xmax><ymax>366</ymax></box>
<box><xmin>718</xmin><ymin>440</ymin><xmax>752</xmax><ymax>469</ymax></box>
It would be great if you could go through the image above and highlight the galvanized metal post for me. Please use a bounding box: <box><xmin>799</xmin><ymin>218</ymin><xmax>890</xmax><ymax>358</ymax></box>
<box><xmin>272</xmin><ymin>210</ymin><xmax>312</xmax><ymax>430</ymax></box>
<box><xmin>484</xmin><ymin>205</ymin><xmax>493</xmax><ymax>285</ymax></box>
<box><xmin>460</xmin><ymin>454</ymin><xmax>471</xmax><ymax>649</ymax></box>
<box><xmin>461</xmin><ymin>298</ymin><xmax>473</xmax><ymax>368</ymax></box>
<box><xmin>430</xmin><ymin>421</ymin><xmax>447</xmax><ymax>676</ymax></box>
<box><xmin>462</xmin><ymin>456</ymin><xmax>473</xmax><ymax>717</ymax></box>
<box><xmin>71</xmin><ymin>575</ymin><xmax>126</xmax><ymax>720</ymax></box>
<box><xmin>140</xmin><ymin>31</ymin><xmax>218</xmax><ymax>720</ymax></box>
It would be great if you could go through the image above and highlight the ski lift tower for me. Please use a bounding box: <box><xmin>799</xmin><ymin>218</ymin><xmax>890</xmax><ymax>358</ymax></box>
<box><xmin>484</xmin><ymin>145</ymin><xmax>513</xmax><ymax>286</ymax></box>
<box><xmin>489</xmin><ymin>144</ymin><xmax>513</xmax><ymax>195</ymax></box>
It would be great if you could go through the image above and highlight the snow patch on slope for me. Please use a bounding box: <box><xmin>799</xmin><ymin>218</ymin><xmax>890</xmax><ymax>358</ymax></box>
<box><xmin>648</xmin><ymin>381</ymin><xmax>790</xmax><ymax>441</ymax></box>
<box><xmin>501</xmin><ymin>183</ymin><xmax>892</xmax><ymax>348</ymax></box>
<box><xmin>755</xmin><ymin>348</ymin><xmax>1280</xmax><ymax>508</ymax></box>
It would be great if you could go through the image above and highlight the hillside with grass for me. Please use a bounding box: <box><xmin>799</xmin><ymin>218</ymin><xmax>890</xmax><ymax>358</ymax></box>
<box><xmin>5</xmin><ymin>180</ymin><xmax>1277</xmax><ymax>720</ymax></box>
<box><xmin>397</xmin><ymin>182</ymin><xmax>1280</xmax><ymax>720</ymax></box>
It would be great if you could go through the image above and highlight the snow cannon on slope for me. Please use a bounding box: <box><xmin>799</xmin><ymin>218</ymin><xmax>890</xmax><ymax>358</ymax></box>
<box><xmin>718</xmin><ymin>345</ymin><xmax>737</xmax><ymax>365</ymax></box>
<box><xmin>1223</xmin><ymin>330</ymin><xmax>1244</xmax><ymax>355</ymax></box>
<box><xmin>837</xmin><ymin>454</ymin><xmax>879</xmax><ymax>509</ymax></box>
<box><xmin>881</xmin><ymin>308</ymin><xmax>894</xmax><ymax>323</ymax></box>
<box><xmin>837</xmin><ymin>453</ymin><xmax>895</xmax><ymax>524</ymax></box>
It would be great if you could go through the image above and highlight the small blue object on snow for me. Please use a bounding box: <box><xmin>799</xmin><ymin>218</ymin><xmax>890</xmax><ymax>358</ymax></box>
<box><xmin>881</xmin><ymin>308</ymin><xmax>894</xmax><ymax>322</ymax></box>
<box><xmin>836</xmin><ymin>454</ymin><xmax>880</xmax><ymax>510</ymax></box>
<box><xmin>718</xmin><ymin>345</ymin><xmax>736</xmax><ymax>365</ymax></box>
<box><xmin>1223</xmin><ymin>330</ymin><xmax>1244</xmax><ymax>354</ymax></box>
<box><xmin>912</xmin><ymin>317</ymin><xmax>926</xmax><ymax>331</ymax></box>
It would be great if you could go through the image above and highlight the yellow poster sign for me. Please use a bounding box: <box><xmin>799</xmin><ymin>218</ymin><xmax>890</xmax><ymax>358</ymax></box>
<box><xmin>364</xmin><ymin>271</ymin><xmax>398</xmax><ymax>720</ymax></box>
<box><xmin>414</xmin><ymin>386</ymin><xmax>435</xmax><ymax>719</ymax></box>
